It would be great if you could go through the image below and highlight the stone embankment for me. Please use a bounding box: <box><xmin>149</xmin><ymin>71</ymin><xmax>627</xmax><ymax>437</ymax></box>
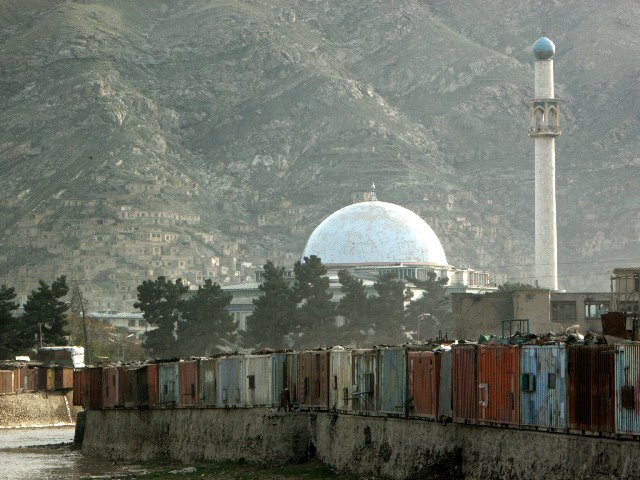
<box><xmin>81</xmin><ymin>408</ymin><xmax>640</xmax><ymax>479</ymax></box>
<box><xmin>0</xmin><ymin>391</ymin><xmax>79</xmax><ymax>428</ymax></box>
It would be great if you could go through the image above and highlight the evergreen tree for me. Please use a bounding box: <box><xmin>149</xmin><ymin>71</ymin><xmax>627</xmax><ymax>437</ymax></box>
<box><xmin>368</xmin><ymin>273</ymin><xmax>412</xmax><ymax>344</ymax></box>
<box><xmin>134</xmin><ymin>276</ymin><xmax>187</xmax><ymax>357</ymax></box>
<box><xmin>243</xmin><ymin>261</ymin><xmax>296</xmax><ymax>349</ymax></box>
<box><xmin>405</xmin><ymin>271</ymin><xmax>452</xmax><ymax>341</ymax></box>
<box><xmin>0</xmin><ymin>285</ymin><xmax>19</xmax><ymax>358</ymax></box>
<box><xmin>336</xmin><ymin>269</ymin><xmax>370</xmax><ymax>346</ymax></box>
<box><xmin>20</xmin><ymin>276</ymin><xmax>70</xmax><ymax>349</ymax></box>
<box><xmin>292</xmin><ymin>255</ymin><xmax>335</xmax><ymax>348</ymax></box>
<box><xmin>176</xmin><ymin>279</ymin><xmax>234</xmax><ymax>356</ymax></box>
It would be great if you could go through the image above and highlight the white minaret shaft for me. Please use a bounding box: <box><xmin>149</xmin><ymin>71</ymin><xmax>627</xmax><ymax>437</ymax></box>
<box><xmin>530</xmin><ymin>37</ymin><xmax>560</xmax><ymax>290</ymax></box>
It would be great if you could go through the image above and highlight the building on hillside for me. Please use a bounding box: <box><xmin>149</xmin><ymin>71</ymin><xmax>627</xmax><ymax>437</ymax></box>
<box><xmin>89</xmin><ymin>310</ymin><xmax>151</xmax><ymax>339</ymax></box>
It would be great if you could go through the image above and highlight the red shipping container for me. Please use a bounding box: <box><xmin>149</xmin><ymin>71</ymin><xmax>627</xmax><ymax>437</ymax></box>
<box><xmin>477</xmin><ymin>345</ymin><xmax>520</xmax><ymax>425</ymax></box>
<box><xmin>123</xmin><ymin>368</ymin><xmax>138</xmax><ymax>407</ymax></box>
<box><xmin>452</xmin><ymin>344</ymin><xmax>478</xmax><ymax>424</ymax></box>
<box><xmin>179</xmin><ymin>361</ymin><xmax>199</xmax><ymax>406</ymax></box>
<box><xmin>568</xmin><ymin>345</ymin><xmax>616</xmax><ymax>433</ymax></box>
<box><xmin>73</xmin><ymin>369</ymin><xmax>86</xmax><ymax>407</ymax></box>
<box><xmin>408</xmin><ymin>350</ymin><xmax>441</xmax><ymax>419</ymax></box>
<box><xmin>37</xmin><ymin>368</ymin><xmax>49</xmax><ymax>391</ymax></box>
<box><xmin>147</xmin><ymin>364</ymin><xmax>159</xmax><ymax>406</ymax></box>
<box><xmin>102</xmin><ymin>366</ymin><xmax>119</xmax><ymax>408</ymax></box>
<box><xmin>54</xmin><ymin>367</ymin><xmax>74</xmax><ymax>390</ymax></box>
<box><xmin>299</xmin><ymin>351</ymin><xmax>329</xmax><ymax>410</ymax></box>
<box><xmin>86</xmin><ymin>367</ymin><xmax>104</xmax><ymax>410</ymax></box>
<box><xmin>117</xmin><ymin>366</ymin><xmax>128</xmax><ymax>407</ymax></box>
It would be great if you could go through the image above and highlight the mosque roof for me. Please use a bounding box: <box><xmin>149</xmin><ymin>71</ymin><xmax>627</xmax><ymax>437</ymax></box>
<box><xmin>533</xmin><ymin>36</ymin><xmax>555</xmax><ymax>60</ymax></box>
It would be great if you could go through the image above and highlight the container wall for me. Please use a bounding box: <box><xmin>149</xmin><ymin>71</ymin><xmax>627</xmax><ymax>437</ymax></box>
<box><xmin>54</xmin><ymin>367</ymin><xmax>74</xmax><ymax>390</ymax></box>
<box><xmin>12</xmin><ymin>368</ymin><xmax>20</xmax><ymax>392</ymax></box>
<box><xmin>477</xmin><ymin>345</ymin><xmax>520</xmax><ymax>425</ymax></box>
<box><xmin>286</xmin><ymin>353</ymin><xmax>300</xmax><ymax>406</ymax></box>
<box><xmin>329</xmin><ymin>350</ymin><xmax>352</xmax><ymax>412</ymax></box>
<box><xmin>352</xmin><ymin>350</ymin><xmax>378</xmax><ymax>414</ymax></box>
<box><xmin>87</xmin><ymin>367</ymin><xmax>103</xmax><ymax>410</ymax></box>
<box><xmin>520</xmin><ymin>345</ymin><xmax>567</xmax><ymax>429</ymax></box>
<box><xmin>452</xmin><ymin>345</ymin><xmax>478</xmax><ymax>423</ymax></box>
<box><xmin>218</xmin><ymin>356</ymin><xmax>243</xmax><ymax>407</ymax></box>
<box><xmin>72</xmin><ymin>369</ymin><xmax>86</xmax><ymax>407</ymax></box>
<box><xmin>299</xmin><ymin>351</ymin><xmax>329</xmax><ymax>410</ymax></box>
<box><xmin>199</xmin><ymin>358</ymin><xmax>218</xmax><ymax>406</ymax></box>
<box><xmin>243</xmin><ymin>355</ymin><xmax>273</xmax><ymax>407</ymax></box>
<box><xmin>568</xmin><ymin>345</ymin><xmax>615</xmax><ymax>433</ymax></box>
<box><xmin>179</xmin><ymin>361</ymin><xmax>200</xmax><ymax>407</ymax></box>
<box><xmin>37</xmin><ymin>368</ymin><xmax>48</xmax><ymax>391</ymax></box>
<box><xmin>271</xmin><ymin>353</ymin><xmax>287</xmax><ymax>408</ymax></box>
<box><xmin>616</xmin><ymin>343</ymin><xmax>640</xmax><ymax>435</ymax></box>
<box><xmin>159</xmin><ymin>363</ymin><xmax>180</xmax><ymax>406</ymax></box>
<box><xmin>116</xmin><ymin>366</ymin><xmax>128</xmax><ymax>407</ymax></box>
<box><xmin>378</xmin><ymin>348</ymin><xmax>408</xmax><ymax>416</ymax></box>
<box><xmin>123</xmin><ymin>368</ymin><xmax>138</xmax><ymax>407</ymax></box>
<box><xmin>146</xmin><ymin>364</ymin><xmax>159</xmax><ymax>406</ymax></box>
<box><xmin>46</xmin><ymin>367</ymin><xmax>56</xmax><ymax>391</ymax></box>
<box><xmin>438</xmin><ymin>350</ymin><xmax>453</xmax><ymax>420</ymax></box>
<box><xmin>0</xmin><ymin>370</ymin><xmax>15</xmax><ymax>394</ymax></box>
<box><xmin>408</xmin><ymin>351</ymin><xmax>441</xmax><ymax>419</ymax></box>
<box><xmin>102</xmin><ymin>367</ymin><xmax>119</xmax><ymax>408</ymax></box>
<box><xmin>24</xmin><ymin>368</ymin><xmax>38</xmax><ymax>392</ymax></box>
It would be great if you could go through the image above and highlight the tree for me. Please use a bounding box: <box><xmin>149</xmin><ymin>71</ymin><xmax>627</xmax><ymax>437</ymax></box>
<box><xmin>243</xmin><ymin>261</ymin><xmax>296</xmax><ymax>349</ymax></box>
<box><xmin>368</xmin><ymin>273</ymin><xmax>412</xmax><ymax>345</ymax></box>
<box><xmin>0</xmin><ymin>285</ymin><xmax>19</xmax><ymax>358</ymax></box>
<box><xmin>176</xmin><ymin>279</ymin><xmax>235</xmax><ymax>356</ymax></box>
<box><xmin>134</xmin><ymin>276</ymin><xmax>187</xmax><ymax>357</ymax></box>
<box><xmin>498</xmin><ymin>282</ymin><xmax>541</xmax><ymax>292</ymax></box>
<box><xmin>292</xmin><ymin>255</ymin><xmax>335</xmax><ymax>348</ymax></box>
<box><xmin>19</xmin><ymin>276</ymin><xmax>70</xmax><ymax>350</ymax></box>
<box><xmin>336</xmin><ymin>269</ymin><xmax>370</xmax><ymax>346</ymax></box>
<box><xmin>405</xmin><ymin>271</ymin><xmax>453</xmax><ymax>342</ymax></box>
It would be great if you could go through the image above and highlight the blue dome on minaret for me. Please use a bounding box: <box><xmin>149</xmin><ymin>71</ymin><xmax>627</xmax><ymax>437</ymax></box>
<box><xmin>533</xmin><ymin>37</ymin><xmax>555</xmax><ymax>60</ymax></box>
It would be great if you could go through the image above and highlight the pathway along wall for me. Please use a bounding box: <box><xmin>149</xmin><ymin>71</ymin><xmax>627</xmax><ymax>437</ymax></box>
<box><xmin>82</xmin><ymin>409</ymin><xmax>640</xmax><ymax>479</ymax></box>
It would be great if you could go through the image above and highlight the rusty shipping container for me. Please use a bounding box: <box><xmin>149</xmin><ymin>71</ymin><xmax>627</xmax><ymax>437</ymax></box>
<box><xmin>452</xmin><ymin>344</ymin><xmax>478</xmax><ymax>424</ymax></box>
<box><xmin>102</xmin><ymin>366</ymin><xmax>119</xmax><ymax>408</ymax></box>
<box><xmin>477</xmin><ymin>345</ymin><xmax>520</xmax><ymax>425</ymax></box>
<box><xmin>46</xmin><ymin>367</ymin><xmax>56</xmax><ymax>391</ymax></box>
<box><xmin>12</xmin><ymin>368</ymin><xmax>21</xmax><ymax>392</ymax></box>
<box><xmin>72</xmin><ymin>369</ymin><xmax>86</xmax><ymax>407</ymax></box>
<box><xmin>22</xmin><ymin>368</ymin><xmax>38</xmax><ymax>392</ymax></box>
<box><xmin>351</xmin><ymin>349</ymin><xmax>378</xmax><ymax>414</ymax></box>
<box><xmin>218</xmin><ymin>356</ymin><xmax>243</xmax><ymax>407</ymax></box>
<box><xmin>438</xmin><ymin>350</ymin><xmax>453</xmax><ymax>420</ymax></box>
<box><xmin>122</xmin><ymin>368</ymin><xmax>138</xmax><ymax>407</ymax></box>
<box><xmin>159</xmin><ymin>362</ymin><xmax>180</xmax><ymax>407</ymax></box>
<box><xmin>86</xmin><ymin>367</ymin><xmax>103</xmax><ymax>410</ymax></box>
<box><xmin>54</xmin><ymin>367</ymin><xmax>74</xmax><ymax>390</ymax></box>
<box><xmin>329</xmin><ymin>348</ymin><xmax>352</xmax><ymax>412</ymax></box>
<box><xmin>615</xmin><ymin>343</ymin><xmax>640</xmax><ymax>435</ymax></box>
<box><xmin>179</xmin><ymin>361</ymin><xmax>200</xmax><ymax>406</ymax></box>
<box><xmin>243</xmin><ymin>355</ymin><xmax>272</xmax><ymax>407</ymax></box>
<box><xmin>286</xmin><ymin>353</ymin><xmax>300</xmax><ymax>406</ymax></box>
<box><xmin>36</xmin><ymin>367</ymin><xmax>49</xmax><ymax>391</ymax></box>
<box><xmin>520</xmin><ymin>345</ymin><xmax>567</xmax><ymax>429</ymax></box>
<box><xmin>145</xmin><ymin>364</ymin><xmax>159</xmax><ymax>406</ymax></box>
<box><xmin>199</xmin><ymin>358</ymin><xmax>218</xmax><ymax>406</ymax></box>
<box><xmin>299</xmin><ymin>350</ymin><xmax>329</xmax><ymax>410</ymax></box>
<box><xmin>0</xmin><ymin>370</ymin><xmax>15</xmax><ymax>394</ymax></box>
<box><xmin>271</xmin><ymin>353</ymin><xmax>287</xmax><ymax>408</ymax></box>
<box><xmin>568</xmin><ymin>345</ymin><xmax>616</xmax><ymax>433</ymax></box>
<box><xmin>408</xmin><ymin>350</ymin><xmax>441</xmax><ymax>419</ymax></box>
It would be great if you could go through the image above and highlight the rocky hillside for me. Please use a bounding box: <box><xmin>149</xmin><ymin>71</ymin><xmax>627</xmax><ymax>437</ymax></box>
<box><xmin>0</xmin><ymin>0</ymin><xmax>638</xmax><ymax>309</ymax></box>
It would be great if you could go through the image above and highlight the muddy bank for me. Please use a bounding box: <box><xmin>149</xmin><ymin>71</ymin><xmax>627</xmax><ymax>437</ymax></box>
<box><xmin>0</xmin><ymin>391</ymin><xmax>80</xmax><ymax>428</ymax></box>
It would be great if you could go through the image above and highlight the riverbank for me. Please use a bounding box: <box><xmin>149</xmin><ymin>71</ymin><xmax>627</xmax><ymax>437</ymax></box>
<box><xmin>0</xmin><ymin>391</ymin><xmax>80</xmax><ymax>428</ymax></box>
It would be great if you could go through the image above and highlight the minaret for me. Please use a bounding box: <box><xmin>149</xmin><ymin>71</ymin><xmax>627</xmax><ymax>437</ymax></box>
<box><xmin>529</xmin><ymin>36</ymin><xmax>560</xmax><ymax>290</ymax></box>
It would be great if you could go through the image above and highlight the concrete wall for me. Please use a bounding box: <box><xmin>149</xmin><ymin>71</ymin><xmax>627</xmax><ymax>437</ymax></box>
<box><xmin>0</xmin><ymin>391</ymin><xmax>79</xmax><ymax>428</ymax></box>
<box><xmin>83</xmin><ymin>409</ymin><xmax>640</xmax><ymax>479</ymax></box>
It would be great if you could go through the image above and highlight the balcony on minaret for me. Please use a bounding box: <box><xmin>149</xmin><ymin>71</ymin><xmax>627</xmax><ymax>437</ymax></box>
<box><xmin>528</xmin><ymin>98</ymin><xmax>561</xmax><ymax>137</ymax></box>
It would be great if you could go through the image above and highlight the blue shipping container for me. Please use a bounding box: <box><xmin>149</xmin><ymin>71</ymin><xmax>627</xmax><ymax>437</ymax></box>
<box><xmin>158</xmin><ymin>362</ymin><xmax>180</xmax><ymax>407</ymax></box>
<box><xmin>520</xmin><ymin>344</ymin><xmax>567</xmax><ymax>429</ymax></box>
<box><xmin>378</xmin><ymin>347</ymin><xmax>408</xmax><ymax>416</ymax></box>
<box><xmin>218</xmin><ymin>356</ymin><xmax>243</xmax><ymax>407</ymax></box>
<box><xmin>271</xmin><ymin>353</ymin><xmax>287</xmax><ymax>407</ymax></box>
<box><xmin>615</xmin><ymin>343</ymin><xmax>640</xmax><ymax>435</ymax></box>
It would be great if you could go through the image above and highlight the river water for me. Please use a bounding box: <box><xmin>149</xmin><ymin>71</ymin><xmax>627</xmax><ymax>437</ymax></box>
<box><xmin>0</xmin><ymin>427</ymin><xmax>144</xmax><ymax>480</ymax></box>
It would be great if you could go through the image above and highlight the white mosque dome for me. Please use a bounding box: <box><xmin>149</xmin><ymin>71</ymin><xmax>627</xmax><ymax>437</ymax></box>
<box><xmin>302</xmin><ymin>201</ymin><xmax>448</xmax><ymax>267</ymax></box>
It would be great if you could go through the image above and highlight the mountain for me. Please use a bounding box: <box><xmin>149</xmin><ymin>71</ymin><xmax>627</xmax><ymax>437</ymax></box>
<box><xmin>1</xmin><ymin>0</ymin><xmax>638</xmax><ymax>309</ymax></box>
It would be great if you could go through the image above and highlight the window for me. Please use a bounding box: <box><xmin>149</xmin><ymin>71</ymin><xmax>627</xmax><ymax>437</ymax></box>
<box><xmin>622</xmin><ymin>386</ymin><xmax>635</xmax><ymax>410</ymax></box>
<box><xmin>364</xmin><ymin>372</ymin><xmax>375</xmax><ymax>394</ymax></box>
<box><xmin>333</xmin><ymin>375</ymin><xmax>338</xmax><ymax>390</ymax></box>
<box><xmin>547</xmin><ymin>373</ymin><xmax>556</xmax><ymax>390</ymax></box>
<box><xmin>584</xmin><ymin>302</ymin><xmax>610</xmax><ymax>319</ymax></box>
<box><xmin>248</xmin><ymin>375</ymin><xmax>255</xmax><ymax>389</ymax></box>
<box><xmin>551</xmin><ymin>301</ymin><xmax>577</xmax><ymax>323</ymax></box>
<box><xmin>521</xmin><ymin>373</ymin><xmax>536</xmax><ymax>392</ymax></box>
<box><xmin>128</xmin><ymin>319</ymin><xmax>137</xmax><ymax>327</ymax></box>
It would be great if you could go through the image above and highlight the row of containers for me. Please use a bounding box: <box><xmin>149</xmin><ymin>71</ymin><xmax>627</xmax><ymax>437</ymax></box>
<box><xmin>0</xmin><ymin>366</ymin><xmax>74</xmax><ymax>394</ymax></box>
<box><xmin>73</xmin><ymin>343</ymin><xmax>640</xmax><ymax>437</ymax></box>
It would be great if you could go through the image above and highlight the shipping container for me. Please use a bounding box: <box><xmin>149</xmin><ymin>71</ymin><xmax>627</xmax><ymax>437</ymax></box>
<box><xmin>159</xmin><ymin>362</ymin><xmax>180</xmax><ymax>407</ymax></box>
<box><xmin>122</xmin><ymin>368</ymin><xmax>138</xmax><ymax>407</ymax></box>
<box><xmin>0</xmin><ymin>370</ymin><xmax>15</xmax><ymax>394</ymax></box>
<box><xmin>615</xmin><ymin>343</ymin><xmax>640</xmax><ymax>435</ymax></box>
<box><xmin>568</xmin><ymin>345</ymin><xmax>615</xmax><ymax>433</ymax></box>
<box><xmin>520</xmin><ymin>345</ymin><xmax>567</xmax><ymax>429</ymax></box>
<box><xmin>37</xmin><ymin>367</ymin><xmax>49</xmax><ymax>391</ymax></box>
<box><xmin>179</xmin><ymin>360</ymin><xmax>200</xmax><ymax>406</ymax></box>
<box><xmin>22</xmin><ymin>368</ymin><xmax>38</xmax><ymax>392</ymax></box>
<box><xmin>408</xmin><ymin>350</ymin><xmax>441</xmax><ymax>419</ymax></box>
<box><xmin>46</xmin><ymin>367</ymin><xmax>56</xmax><ymax>391</ymax></box>
<box><xmin>299</xmin><ymin>350</ymin><xmax>329</xmax><ymax>410</ymax></box>
<box><xmin>271</xmin><ymin>353</ymin><xmax>287</xmax><ymax>408</ymax></box>
<box><xmin>243</xmin><ymin>355</ymin><xmax>272</xmax><ymax>407</ymax></box>
<box><xmin>351</xmin><ymin>349</ymin><xmax>378</xmax><ymax>414</ymax></box>
<box><xmin>477</xmin><ymin>345</ymin><xmax>520</xmax><ymax>426</ymax></box>
<box><xmin>329</xmin><ymin>348</ymin><xmax>352</xmax><ymax>412</ymax></box>
<box><xmin>218</xmin><ymin>356</ymin><xmax>243</xmax><ymax>407</ymax></box>
<box><xmin>102</xmin><ymin>366</ymin><xmax>119</xmax><ymax>408</ymax></box>
<box><xmin>378</xmin><ymin>347</ymin><xmax>408</xmax><ymax>417</ymax></box>
<box><xmin>72</xmin><ymin>369</ymin><xmax>86</xmax><ymax>407</ymax></box>
<box><xmin>86</xmin><ymin>367</ymin><xmax>104</xmax><ymax>410</ymax></box>
<box><xmin>12</xmin><ymin>368</ymin><xmax>20</xmax><ymax>392</ymax></box>
<box><xmin>54</xmin><ymin>367</ymin><xmax>74</xmax><ymax>390</ymax></box>
<box><xmin>438</xmin><ymin>350</ymin><xmax>453</xmax><ymax>420</ymax></box>
<box><xmin>452</xmin><ymin>344</ymin><xmax>478</xmax><ymax>424</ymax></box>
<box><xmin>199</xmin><ymin>358</ymin><xmax>218</xmax><ymax>406</ymax></box>
<box><xmin>146</xmin><ymin>363</ymin><xmax>159</xmax><ymax>406</ymax></box>
<box><xmin>286</xmin><ymin>353</ymin><xmax>300</xmax><ymax>406</ymax></box>
<box><xmin>116</xmin><ymin>366</ymin><xmax>128</xmax><ymax>407</ymax></box>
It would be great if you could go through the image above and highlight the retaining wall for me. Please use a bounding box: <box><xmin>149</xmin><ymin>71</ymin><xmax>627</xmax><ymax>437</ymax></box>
<box><xmin>0</xmin><ymin>391</ymin><xmax>79</xmax><ymax>428</ymax></box>
<box><xmin>82</xmin><ymin>409</ymin><xmax>640</xmax><ymax>479</ymax></box>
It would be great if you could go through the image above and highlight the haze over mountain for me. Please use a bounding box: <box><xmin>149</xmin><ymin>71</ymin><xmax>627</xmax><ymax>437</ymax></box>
<box><xmin>1</xmin><ymin>0</ymin><xmax>638</xmax><ymax>308</ymax></box>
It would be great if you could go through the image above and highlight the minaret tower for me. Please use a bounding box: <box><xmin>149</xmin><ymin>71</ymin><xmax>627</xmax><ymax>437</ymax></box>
<box><xmin>530</xmin><ymin>36</ymin><xmax>560</xmax><ymax>290</ymax></box>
